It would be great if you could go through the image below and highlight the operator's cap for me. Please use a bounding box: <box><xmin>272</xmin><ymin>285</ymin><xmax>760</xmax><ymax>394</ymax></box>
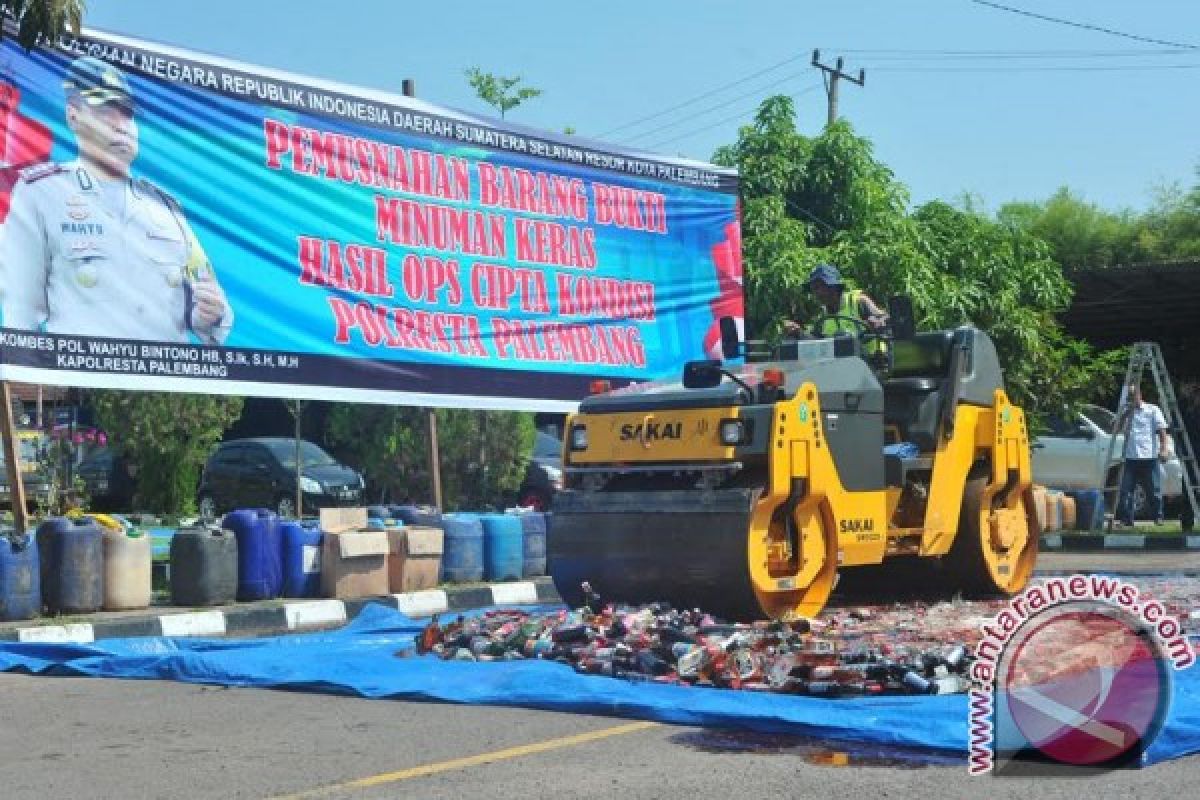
<box><xmin>807</xmin><ymin>263</ymin><xmax>845</xmax><ymax>289</ymax></box>
<box><xmin>63</xmin><ymin>56</ymin><xmax>133</xmax><ymax>110</ymax></box>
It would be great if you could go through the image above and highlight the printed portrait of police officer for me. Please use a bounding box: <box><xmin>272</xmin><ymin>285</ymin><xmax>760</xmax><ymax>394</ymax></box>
<box><xmin>0</xmin><ymin>56</ymin><xmax>233</xmax><ymax>344</ymax></box>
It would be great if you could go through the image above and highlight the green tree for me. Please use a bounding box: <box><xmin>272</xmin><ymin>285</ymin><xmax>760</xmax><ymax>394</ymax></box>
<box><xmin>1</xmin><ymin>0</ymin><xmax>86</xmax><ymax>48</ymax></box>
<box><xmin>438</xmin><ymin>410</ymin><xmax>535</xmax><ymax>510</ymax></box>
<box><xmin>910</xmin><ymin>201</ymin><xmax>1124</xmax><ymax>414</ymax></box>
<box><xmin>325</xmin><ymin>405</ymin><xmax>534</xmax><ymax>510</ymax></box>
<box><xmin>713</xmin><ymin>95</ymin><xmax>1123</xmax><ymax>416</ymax></box>
<box><xmin>996</xmin><ymin>169</ymin><xmax>1200</xmax><ymax>269</ymax></box>
<box><xmin>324</xmin><ymin>405</ymin><xmax>425</xmax><ymax>505</ymax></box>
<box><xmin>464</xmin><ymin>67</ymin><xmax>542</xmax><ymax>118</ymax></box>
<box><xmin>1137</xmin><ymin>171</ymin><xmax>1200</xmax><ymax>261</ymax></box>
<box><xmin>91</xmin><ymin>392</ymin><xmax>243</xmax><ymax>514</ymax></box>
<box><xmin>997</xmin><ymin>188</ymin><xmax>1141</xmax><ymax>269</ymax></box>
<box><xmin>713</xmin><ymin>102</ymin><xmax>926</xmax><ymax>340</ymax></box>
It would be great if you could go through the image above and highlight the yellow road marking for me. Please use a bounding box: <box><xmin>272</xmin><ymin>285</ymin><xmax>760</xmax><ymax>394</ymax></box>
<box><xmin>269</xmin><ymin>720</ymin><xmax>659</xmax><ymax>799</ymax></box>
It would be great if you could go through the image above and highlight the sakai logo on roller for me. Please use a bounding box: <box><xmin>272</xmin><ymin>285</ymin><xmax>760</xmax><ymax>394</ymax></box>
<box><xmin>839</xmin><ymin>518</ymin><xmax>874</xmax><ymax>534</ymax></box>
<box><xmin>618</xmin><ymin>421</ymin><xmax>682</xmax><ymax>442</ymax></box>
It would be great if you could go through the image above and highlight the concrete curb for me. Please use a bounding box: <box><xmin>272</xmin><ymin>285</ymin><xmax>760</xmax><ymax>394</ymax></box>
<box><xmin>0</xmin><ymin>577</ymin><xmax>562</xmax><ymax>644</ymax></box>
<box><xmin>1040</xmin><ymin>533</ymin><xmax>1200</xmax><ymax>552</ymax></box>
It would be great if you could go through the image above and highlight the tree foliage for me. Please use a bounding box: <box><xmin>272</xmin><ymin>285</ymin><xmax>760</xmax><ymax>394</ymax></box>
<box><xmin>713</xmin><ymin>96</ymin><xmax>1124</xmax><ymax>416</ymax></box>
<box><xmin>909</xmin><ymin>201</ymin><xmax>1124</xmax><ymax>414</ymax></box>
<box><xmin>997</xmin><ymin>189</ymin><xmax>1140</xmax><ymax>269</ymax></box>
<box><xmin>998</xmin><ymin>170</ymin><xmax>1200</xmax><ymax>269</ymax></box>
<box><xmin>0</xmin><ymin>0</ymin><xmax>86</xmax><ymax>49</ymax></box>
<box><xmin>1141</xmin><ymin>173</ymin><xmax>1200</xmax><ymax>260</ymax></box>
<box><xmin>325</xmin><ymin>406</ymin><xmax>534</xmax><ymax>510</ymax></box>
<box><xmin>464</xmin><ymin>67</ymin><xmax>542</xmax><ymax>119</ymax></box>
<box><xmin>91</xmin><ymin>392</ymin><xmax>243</xmax><ymax>514</ymax></box>
<box><xmin>713</xmin><ymin>99</ymin><xmax>924</xmax><ymax>339</ymax></box>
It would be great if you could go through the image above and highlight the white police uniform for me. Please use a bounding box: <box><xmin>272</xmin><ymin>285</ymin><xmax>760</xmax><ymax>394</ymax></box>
<box><xmin>0</xmin><ymin>159</ymin><xmax>233</xmax><ymax>344</ymax></box>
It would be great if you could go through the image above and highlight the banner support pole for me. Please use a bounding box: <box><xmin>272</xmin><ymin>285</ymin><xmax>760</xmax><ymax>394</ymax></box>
<box><xmin>288</xmin><ymin>399</ymin><xmax>304</xmax><ymax>520</ymax></box>
<box><xmin>1</xmin><ymin>382</ymin><xmax>30</xmax><ymax>534</ymax></box>
<box><xmin>428</xmin><ymin>409</ymin><xmax>442</xmax><ymax>512</ymax></box>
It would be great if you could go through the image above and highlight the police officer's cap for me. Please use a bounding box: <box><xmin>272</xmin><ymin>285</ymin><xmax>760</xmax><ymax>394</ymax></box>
<box><xmin>63</xmin><ymin>56</ymin><xmax>133</xmax><ymax>110</ymax></box>
<box><xmin>807</xmin><ymin>263</ymin><xmax>845</xmax><ymax>290</ymax></box>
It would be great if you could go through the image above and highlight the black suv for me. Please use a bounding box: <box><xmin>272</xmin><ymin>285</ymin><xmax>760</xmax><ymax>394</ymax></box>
<box><xmin>76</xmin><ymin>446</ymin><xmax>136</xmax><ymax>511</ymax></box>
<box><xmin>197</xmin><ymin>438</ymin><xmax>364</xmax><ymax>518</ymax></box>
<box><xmin>515</xmin><ymin>430</ymin><xmax>563</xmax><ymax>511</ymax></box>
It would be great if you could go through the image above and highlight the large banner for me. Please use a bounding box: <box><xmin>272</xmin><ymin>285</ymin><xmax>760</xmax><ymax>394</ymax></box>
<box><xmin>0</xmin><ymin>22</ymin><xmax>741</xmax><ymax>411</ymax></box>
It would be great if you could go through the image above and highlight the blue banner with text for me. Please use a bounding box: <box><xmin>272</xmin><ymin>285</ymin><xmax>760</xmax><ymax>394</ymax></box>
<box><xmin>0</xmin><ymin>24</ymin><xmax>741</xmax><ymax>410</ymax></box>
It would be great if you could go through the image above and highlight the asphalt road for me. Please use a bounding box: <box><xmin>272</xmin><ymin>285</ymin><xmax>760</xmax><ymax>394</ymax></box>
<box><xmin>0</xmin><ymin>549</ymin><xmax>1196</xmax><ymax>799</ymax></box>
<box><xmin>0</xmin><ymin>673</ymin><xmax>1195</xmax><ymax>800</ymax></box>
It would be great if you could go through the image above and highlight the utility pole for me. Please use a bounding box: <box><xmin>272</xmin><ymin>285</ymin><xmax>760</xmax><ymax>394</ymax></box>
<box><xmin>811</xmin><ymin>50</ymin><xmax>865</xmax><ymax>128</ymax></box>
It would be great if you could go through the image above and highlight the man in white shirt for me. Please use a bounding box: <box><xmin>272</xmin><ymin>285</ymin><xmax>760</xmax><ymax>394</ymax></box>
<box><xmin>1115</xmin><ymin>383</ymin><xmax>1170</xmax><ymax>526</ymax></box>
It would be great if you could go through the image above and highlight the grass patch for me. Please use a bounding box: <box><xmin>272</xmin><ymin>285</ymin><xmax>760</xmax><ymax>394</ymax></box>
<box><xmin>26</xmin><ymin>614</ymin><xmax>93</xmax><ymax>626</ymax></box>
<box><xmin>1055</xmin><ymin>523</ymin><xmax>1193</xmax><ymax>535</ymax></box>
<box><xmin>1131</xmin><ymin>524</ymin><xmax>1194</xmax><ymax>535</ymax></box>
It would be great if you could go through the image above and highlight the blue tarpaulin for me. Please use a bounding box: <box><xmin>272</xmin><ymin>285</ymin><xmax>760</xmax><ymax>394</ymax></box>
<box><xmin>1</xmin><ymin>602</ymin><xmax>1197</xmax><ymax>766</ymax></box>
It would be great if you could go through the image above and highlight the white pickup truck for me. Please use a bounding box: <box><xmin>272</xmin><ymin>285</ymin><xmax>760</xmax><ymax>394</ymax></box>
<box><xmin>1031</xmin><ymin>404</ymin><xmax>1185</xmax><ymax>520</ymax></box>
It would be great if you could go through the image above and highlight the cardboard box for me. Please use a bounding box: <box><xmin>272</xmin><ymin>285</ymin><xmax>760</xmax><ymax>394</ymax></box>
<box><xmin>388</xmin><ymin>526</ymin><xmax>444</xmax><ymax>593</ymax></box>
<box><xmin>319</xmin><ymin>508</ymin><xmax>389</xmax><ymax>599</ymax></box>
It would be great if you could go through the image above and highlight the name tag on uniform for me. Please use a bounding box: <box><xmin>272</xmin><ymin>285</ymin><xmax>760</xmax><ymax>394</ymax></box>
<box><xmin>69</xmin><ymin>239</ymin><xmax>102</xmax><ymax>255</ymax></box>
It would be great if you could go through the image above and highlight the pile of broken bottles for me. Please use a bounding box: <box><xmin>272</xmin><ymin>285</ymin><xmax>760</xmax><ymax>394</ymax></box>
<box><xmin>412</xmin><ymin>578</ymin><xmax>1200</xmax><ymax>695</ymax></box>
<box><xmin>413</xmin><ymin>575</ymin><xmax>1200</xmax><ymax>695</ymax></box>
<box><xmin>414</xmin><ymin>593</ymin><xmax>971</xmax><ymax>697</ymax></box>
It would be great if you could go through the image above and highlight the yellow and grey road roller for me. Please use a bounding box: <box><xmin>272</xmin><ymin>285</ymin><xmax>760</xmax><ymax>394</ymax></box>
<box><xmin>547</xmin><ymin>302</ymin><xmax>1039</xmax><ymax>621</ymax></box>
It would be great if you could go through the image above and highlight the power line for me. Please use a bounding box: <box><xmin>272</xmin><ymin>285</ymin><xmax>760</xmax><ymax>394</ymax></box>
<box><xmin>644</xmin><ymin>84</ymin><xmax>821</xmax><ymax>151</ymax></box>
<box><xmin>839</xmin><ymin>47</ymin><xmax>1191</xmax><ymax>57</ymax></box>
<box><xmin>783</xmin><ymin>196</ymin><xmax>837</xmax><ymax>236</ymax></box>
<box><xmin>597</xmin><ymin>43</ymin><xmax>1192</xmax><ymax>145</ymax></box>
<box><xmin>871</xmin><ymin>63</ymin><xmax>1200</xmax><ymax>73</ymax></box>
<box><xmin>843</xmin><ymin>49</ymin><xmax>1191</xmax><ymax>61</ymax></box>
<box><xmin>595</xmin><ymin>51</ymin><xmax>811</xmax><ymax>138</ymax></box>
<box><xmin>619</xmin><ymin>69</ymin><xmax>813</xmax><ymax>145</ymax></box>
<box><xmin>967</xmin><ymin>0</ymin><xmax>1200</xmax><ymax>51</ymax></box>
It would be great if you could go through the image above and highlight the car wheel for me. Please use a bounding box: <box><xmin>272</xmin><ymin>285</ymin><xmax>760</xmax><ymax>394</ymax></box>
<box><xmin>517</xmin><ymin>488</ymin><xmax>550</xmax><ymax>512</ymax></box>
<box><xmin>276</xmin><ymin>494</ymin><xmax>297</xmax><ymax>519</ymax></box>
<box><xmin>198</xmin><ymin>493</ymin><xmax>217</xmax><ymax>520</ymax></box>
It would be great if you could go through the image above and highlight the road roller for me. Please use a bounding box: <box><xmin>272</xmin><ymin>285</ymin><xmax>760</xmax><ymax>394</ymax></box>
<box><xmin>547</xmin><ymin>302</ymin><xmax>1039</xmax><ymax>621</ymax></box>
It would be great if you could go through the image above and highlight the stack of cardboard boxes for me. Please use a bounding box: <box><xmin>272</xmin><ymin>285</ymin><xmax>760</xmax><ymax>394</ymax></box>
<box><xmin>318</xmin><ymin>508</ymin><xmax>444</xmax><ymax>598</ymax></box>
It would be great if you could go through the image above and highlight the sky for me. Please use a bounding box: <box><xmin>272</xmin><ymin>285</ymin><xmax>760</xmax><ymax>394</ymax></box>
<box><xmin>80</xmin><ymin>0</ymin><xmax>1199</xmax><ymax>213</ymax></box>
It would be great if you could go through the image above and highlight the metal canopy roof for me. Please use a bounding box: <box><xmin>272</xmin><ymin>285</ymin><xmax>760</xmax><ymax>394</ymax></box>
<box><xmin>1060</xmin><ymin>260</ymin><xmax>1200</xmax><ymax>381</ymax></box>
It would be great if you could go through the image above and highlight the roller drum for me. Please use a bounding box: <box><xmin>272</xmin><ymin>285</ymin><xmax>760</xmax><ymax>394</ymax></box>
<box><xmin>548</xmin><ymin>488</ymin><xmax>764</xmax><ymax>621</ymax></box>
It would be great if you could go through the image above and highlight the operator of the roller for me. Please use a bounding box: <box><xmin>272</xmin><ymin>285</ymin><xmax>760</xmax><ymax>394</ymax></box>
<box><xmin>782</xmin><ymin>263</ymin><xmax>889</xmax><ymax>344</ymax></box>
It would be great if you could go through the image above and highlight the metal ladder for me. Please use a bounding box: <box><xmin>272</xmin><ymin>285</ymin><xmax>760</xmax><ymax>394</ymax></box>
<box><xmin>1103</xmin><ymin>342</ymin><xmax>1199</xmax><ymax>531</ymax></box>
